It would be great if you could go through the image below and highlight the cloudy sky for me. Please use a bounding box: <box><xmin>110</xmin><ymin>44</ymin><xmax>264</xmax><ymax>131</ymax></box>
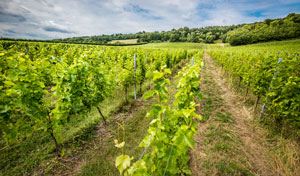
<box><xmin>0</xmin><ymin>0</ymin><xmax>299</xmax><ymax>39</ymax></box>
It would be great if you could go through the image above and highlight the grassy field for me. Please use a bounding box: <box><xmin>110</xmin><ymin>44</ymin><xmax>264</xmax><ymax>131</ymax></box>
<box><xmin>131</xmin><ymin>39</ymin><xmax>300</xmax><ymax>52</ymax></box>
<box><xmin>136</xmin><ymin>42</ymin><xmax>223</xmax><ymax>49</ymax></box>
<box><xmin>224</xmin><ymin>38</ymin><xmax>300</xmax><ymax>53</ymax></box>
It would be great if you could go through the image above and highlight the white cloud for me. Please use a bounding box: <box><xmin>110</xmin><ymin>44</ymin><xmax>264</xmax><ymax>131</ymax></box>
<box><xmin>0</xmin><ymin>0</ymin><xmax>299</xmax><ymax>39</ymax></box>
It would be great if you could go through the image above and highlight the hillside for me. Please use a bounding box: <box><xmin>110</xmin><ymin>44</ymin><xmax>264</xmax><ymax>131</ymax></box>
<box><xmin>226</xmin><ymin>13</ymin><xmax>300</xmax><ymax>45</ymax></box>
<box><xmin>53</xmin><ymin>13</ymin><xmax>300</xmax><ymax>46</ymax></box>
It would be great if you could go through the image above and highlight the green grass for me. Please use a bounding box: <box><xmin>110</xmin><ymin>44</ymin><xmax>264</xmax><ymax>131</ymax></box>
<box><xmin>76</xmin><ymin>101</ymin><xmax>154</xmax><ymax>176</ymax></box>
<box><xmin>134</xmin><ymin>42</ymin><xmax>222</xmax><ymax>50</ymax></box>
<box><xmin>128</xmin><ymin>39</ymin><xmax>300</xmax><ymax>53</ymax></box>
<box><xmin>223</xmin><ymin>38</ymin><xmax>300</xmax><ymax>53</ymax></box>
<box><xmin>190</xmin><ymin>59</ymin><xmax>253</xmax><ymax>175</ymax></box>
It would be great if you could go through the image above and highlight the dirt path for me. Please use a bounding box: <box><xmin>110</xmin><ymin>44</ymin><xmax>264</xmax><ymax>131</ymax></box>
<box><xmin>189</xmin><ymin>52</ymin><xmax>295</xmax><ymax>175</ymax></box>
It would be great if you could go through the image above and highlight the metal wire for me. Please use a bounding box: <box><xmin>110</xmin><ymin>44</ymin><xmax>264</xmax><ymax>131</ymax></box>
<box><xmin>163</xmin><ymin>144</ymin><xmax>174</xmax><ymax>176</ymax></box>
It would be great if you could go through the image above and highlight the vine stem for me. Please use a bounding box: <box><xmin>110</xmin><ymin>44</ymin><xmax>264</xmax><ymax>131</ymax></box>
<box><xmin>47</xmin><ymin>114</ymin><xmax>60</xmax><ymax>157</ymax></box>
<box><xmin>97</xmin><ymin>106</ymin><xmax>106</xmax><ymax>125</ymax></box>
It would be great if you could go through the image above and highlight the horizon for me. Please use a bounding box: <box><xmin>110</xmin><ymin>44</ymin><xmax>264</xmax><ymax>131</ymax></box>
<box><xmin>0</xmin><ymin>0</ymin><xmax>300</xmax><ymax>40</ymax></box>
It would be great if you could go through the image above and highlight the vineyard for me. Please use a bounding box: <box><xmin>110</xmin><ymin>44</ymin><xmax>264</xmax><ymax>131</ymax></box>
<box><xmin>208</xmin><ymin>50</ymin><xmax>300</xmax><ymax>127</ymax></box>
<box><xmin>0</xmin><ymin>40</ymin><xmax>300</xmax><ymax>175</ymax></box>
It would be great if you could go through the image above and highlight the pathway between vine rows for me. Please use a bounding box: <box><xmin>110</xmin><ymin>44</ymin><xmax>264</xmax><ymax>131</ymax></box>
<box><xmin>189</xmin><ymin>52</ymin><xmax>299</xmax><ymax>176</ymax></box>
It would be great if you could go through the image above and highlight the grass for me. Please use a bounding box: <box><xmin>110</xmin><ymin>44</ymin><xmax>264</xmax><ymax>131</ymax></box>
<box><xmin>0</xmin><ymin>79</ymin><xmax>151</xmax><ymax>176</ymax></box>
<box><xmin>207</xmin><ymin>53</ymin><xmax>300</xmax><ymax>176</ymax></box>
<box><xmin>76</xmin><ymin>100</ymin><xmax>153</xmax><ymax>176</ymax></box>
<box><xmin>190</xmin><ymin>57</ymin><xmax>253</xmax><ymax>175</ymax></box>
<box><xmin>222</xmin><ymin>38</ymin><xmax>300</xmax><ymax>53</ymax></box>
<box><xmin>135</xmin><ymin>42</ymin><xmax>222</xmax><ymax>50</ymax></box>
<box><xmin>128</xmin><ymin>38</ymin><xmax>300</xmax><ymax>53</ymax></box>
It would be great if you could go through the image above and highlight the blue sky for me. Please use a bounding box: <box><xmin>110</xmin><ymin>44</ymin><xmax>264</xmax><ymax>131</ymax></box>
<box><xmin>0</xmin><ymin>0</ymin><xmax>299</xmax><ymax>39</ymax></box>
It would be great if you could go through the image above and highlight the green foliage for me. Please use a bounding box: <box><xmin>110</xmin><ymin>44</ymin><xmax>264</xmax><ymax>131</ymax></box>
<box><xmin>115</xmin><ymin>53</ymin><xmax>203</xmax><ymax>175</ymax></box>
<box><xmin>0</xmin><ymin>41</ymin><xmax>200</xmax><ymax>154</ymax></box>
<box><xmin>44</xmin><ymin>25</ymin><xmax>240</xmax><ymax>44</ymax></box>
<box><xmin>226</xmin><ymin>13</ymin><xmax>300</xmax><ymax>45</ymax></box>
<box><xmin>267</xmin><ymin>55</ymin><xmax>300</xmax><ymax>126</ymax></box>
<box><xmin>209</xmin><ymin>49</ymin><xmax>300</xmax><ymax>129</ymax></box>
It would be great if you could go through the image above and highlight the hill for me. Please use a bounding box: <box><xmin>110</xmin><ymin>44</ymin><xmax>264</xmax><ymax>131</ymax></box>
<box><xmin>53</xmin><ymin>13</ymin><xmax>300</xmax><ymax>46</ymax></box>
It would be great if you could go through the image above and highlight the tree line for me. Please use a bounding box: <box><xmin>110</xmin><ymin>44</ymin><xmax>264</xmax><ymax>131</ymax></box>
<box><xmin>53</xmin><ymin>25</ymin><xmax>239</xmax><ymax>44</ymax></box>
<box><xmin>1</xmin><ymin>13</ymin><xmax>299</xmax><ymax>46</ymax></box>
<box><xmin>225</xmin><ymin>13</ymin><xmax>300</xmax><ymax>45</ymax></box>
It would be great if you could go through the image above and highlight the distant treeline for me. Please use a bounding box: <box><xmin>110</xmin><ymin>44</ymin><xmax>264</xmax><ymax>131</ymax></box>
<box><xmin>55</xmin><ymin>25</ymin><xmax>240</xmax><ymax>44</ymax></box>
<box><xmin>0</xmin><ymin>37</ymin><xmax>147</xmax><ymax>46</ymax></box>
<box><xmin>56</xmin><ymin>13</ymin><xmax>300</xmax><ymax>46</ymax></box>
<box><xmin>226</xmin><ymin>13</ymin><xmax>300</xmax><ymax>45</ymax></box>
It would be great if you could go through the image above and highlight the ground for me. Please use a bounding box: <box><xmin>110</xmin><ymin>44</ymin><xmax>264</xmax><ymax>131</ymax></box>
<box><xmin>189</xmin><ymin>52</ymin><xmax>300</xmax><ymax>176</ymax></box>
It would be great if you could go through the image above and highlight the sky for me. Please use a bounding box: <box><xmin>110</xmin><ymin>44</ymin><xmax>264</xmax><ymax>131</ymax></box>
<box><xmin>0</xmin><ymin>0</ymin><xmax>300</xmax><ymax>40</ymax></box>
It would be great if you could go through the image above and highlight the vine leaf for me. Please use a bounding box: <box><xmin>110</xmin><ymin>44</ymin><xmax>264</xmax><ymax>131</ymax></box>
<box><xmin>116</xmin><ymin>155</ymin><xmax>131</xmax><ymax>175</ymax></box>
<box><xmin>142</xmin><ymin>90</ymin><xmax>155</xmax><ymax>100</ymax></box>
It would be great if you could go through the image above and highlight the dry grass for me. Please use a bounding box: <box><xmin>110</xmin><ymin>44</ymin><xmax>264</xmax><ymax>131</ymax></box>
<box><xmin>108</xmin><ymin>39</ymin><xmax>138</xmax><ymax>44</ymax></box>
<box><xmin>193</xmin><ymin>52</ymin><xmax>300</xmax><ymax>176</ymax></box>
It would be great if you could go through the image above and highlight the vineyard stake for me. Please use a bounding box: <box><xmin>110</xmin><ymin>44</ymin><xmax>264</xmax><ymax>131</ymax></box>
<box><xmin>145</xmin><ymin>49</ymin><xmax>147</xmax><ymax>64</ymax></box>
<box><xmin>134</xmin><ymin>54</ymin><xmax>137</xmax><ymax>100</ymax></box>
<box><xmin>25</xmin><ymin>46</ymin><xmax>28</xmax><ymax>55</ymax></box>
<box><xmin>97</xmin><ymin>107</ymin><xmax>106</xmax><ymax>125</ymax></box>
<box><xmin>191</xmin><ymin>57</ymin><xmax>194</xmax><ymax>66</ymax></box>
<box><xmin>259</xmin><ymin>57</ymin><xmax>283</xmax><ymax>118</ymax></box>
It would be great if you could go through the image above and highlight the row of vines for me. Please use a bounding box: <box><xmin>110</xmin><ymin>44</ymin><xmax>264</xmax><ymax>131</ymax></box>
<box><xmin>208</xmin><ymin>50</ymin><xmax>300</xmax><ymax>129</ymax></box>
<box><xmin>0</xmin><ymin>41</ymin><xmax>199</xmax><ymax>157</ymax></box>
<box><xmin>115</xmin><ymin>52</ymin><xmax>203</xmax><ymax>175</ymax></box>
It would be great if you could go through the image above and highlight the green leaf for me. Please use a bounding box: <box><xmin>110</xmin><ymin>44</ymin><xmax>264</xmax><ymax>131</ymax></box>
<box><xmin>163</xmin><ymin>68</ymin><xmax>172</xmax><ymax>75</ymax></box>
<box><xmin>165</xmin><ymin>79</ymin><xmax>171</xmax><ymax>86</ymax></box>
<box><xmin>142</xmin><ymin>90</ymin><xmax>155</xmax><ymax>100</ymax></box>
<box><xmin>182</xmin><ymin>108</ymin><xmax>193</xmax><ymax>118</ymax></box>
<box><xmin>116</xmin><ymin>155</ymin><xmax>131</xmax><ymax>175</ymax></box>
<box><xmin>174</xmin><ymin>126</ymin><xmax>195</xmax><ymax>149</ymax></box>
<box><xmin>153</xmin><ymin>71</ymin><xmax>164</xmax><ymax>81</ymax></box>
<box><xmin>193</xmin><ymin>113</ymin><xmax>202</xmax><ymax>120</ymax></box>
<box><xmin>127</xmin><ymin>160</ymin><xmax>149</xmax><ymax>176</ymax></box>
<box><xmin>146</xmin><ymin>71</ymin><xmax>154</xmax><ymax>79</ymax></box>
<box><xmin>139</xmin><ymin>135</ymin><xmax>153</xmax><ymax>148</ymax></box>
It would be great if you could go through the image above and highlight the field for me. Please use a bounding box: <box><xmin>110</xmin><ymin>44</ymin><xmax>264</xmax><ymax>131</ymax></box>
<box><xmin>108</xmin><ymin>39</ymin><xmax>138</xmax><ymax>44</ymax></box>
<box><xmin>0</xmin><ymin>39</ymin><xmax>300</xmax><ymax>176</ymax></box>
<box><xmin>137</xmin><ymin>42</ymin><xmax>224</xmax><ymax>49</ymax></box>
